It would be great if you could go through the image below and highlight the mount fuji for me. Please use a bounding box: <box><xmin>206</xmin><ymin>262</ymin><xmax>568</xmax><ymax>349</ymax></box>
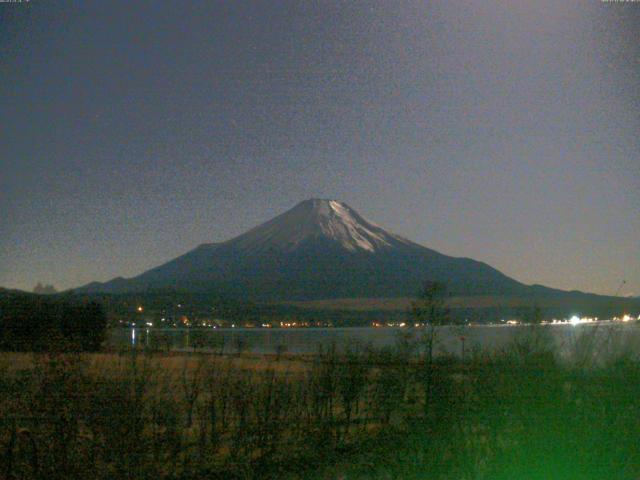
<box><xmin>76</xmin><ymin>199</ymin><xmax>537</xmax><ymax>300</ymax></box>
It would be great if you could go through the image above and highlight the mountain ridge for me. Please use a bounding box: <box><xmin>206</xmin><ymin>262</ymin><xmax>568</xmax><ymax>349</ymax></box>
<box><xmin>73</xmin><ymin>199</ymin><xmax>605</xmax><ymax>302</ymax></box>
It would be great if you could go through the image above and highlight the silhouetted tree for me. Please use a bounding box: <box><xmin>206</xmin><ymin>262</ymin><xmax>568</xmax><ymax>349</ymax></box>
<box><xmin>410</xmin><ymin>281</ymin><xmax>451</xmax><ymax>413</ymax></box>
<box><xmin>0</xmin><ymin>295</ymin><xmax>107</xmax><ymax>352</ymax></box>
<box><xmin>410</xmin><ymin>282</ymin><xmax>450</xmax><ymax>362</ymax></box>
<box><xmin>520</xmin><ymin>303</ymin><xmax>544</xmax><ymax>324</ymax></box>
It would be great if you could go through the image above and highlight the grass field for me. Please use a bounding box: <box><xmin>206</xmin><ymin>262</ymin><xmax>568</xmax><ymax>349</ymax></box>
<box><xmin>275</xmin><ymin>294</ymin><xmax>640</xmax><ymax>313</ymax></box>
<box><xmin>1</xmin><ymin>326</ymin><xmax>639</xmax><ymax>479</ymax></box>
<box><xmin>276</xmin><ymin>292</ymin><xmax>640</xmax><ymax>320</ymax></box>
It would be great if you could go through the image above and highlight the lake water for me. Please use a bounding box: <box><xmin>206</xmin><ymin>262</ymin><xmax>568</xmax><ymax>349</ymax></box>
<box><xmin>108</xmin><ymin>322</ymin><xmax>640</xmax><ymax>359</ymax></box>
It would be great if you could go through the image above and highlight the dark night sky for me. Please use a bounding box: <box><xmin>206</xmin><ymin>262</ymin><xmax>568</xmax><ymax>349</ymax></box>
<box><xmin>1</xmin><ymin>0</ymin><xmax>638</xmax><ymax>295</ymax></box>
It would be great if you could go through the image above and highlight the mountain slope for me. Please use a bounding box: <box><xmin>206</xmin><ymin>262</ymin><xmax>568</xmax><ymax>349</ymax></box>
<box><xmin>75</xmin><ymin>199</ymin><xmax>534</xmax><ymax>299</ymax></box>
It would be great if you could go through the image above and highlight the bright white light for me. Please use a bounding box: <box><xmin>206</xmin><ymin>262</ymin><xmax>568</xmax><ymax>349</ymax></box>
<box><xmin>569</xmin><ymin>315</ymin><xmax>581</xmax><ymax>326</ymax></box>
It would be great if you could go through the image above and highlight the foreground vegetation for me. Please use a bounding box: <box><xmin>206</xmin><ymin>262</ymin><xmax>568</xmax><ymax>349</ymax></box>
<box><xmin>1</xmin><ymin>325</ymin><xmax>639</xmax><ymax>479</ymax></box>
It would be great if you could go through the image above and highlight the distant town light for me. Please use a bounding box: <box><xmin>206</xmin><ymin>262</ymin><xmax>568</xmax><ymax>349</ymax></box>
<box><xmin>137</xmin><ymin>306</ymin><xmax>143</xmax><ymax>312</ymax></box>
<box><xmin>569</xmin><ymin>315</ymin><xmax>581</xmax><ymax>326</ymax></box>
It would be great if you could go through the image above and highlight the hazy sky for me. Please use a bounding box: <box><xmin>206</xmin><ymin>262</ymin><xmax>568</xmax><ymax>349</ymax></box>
<box><xmin>1</xmin><ymin>0</ymin><xmax>638</xmax><ymax>295</ymax></box>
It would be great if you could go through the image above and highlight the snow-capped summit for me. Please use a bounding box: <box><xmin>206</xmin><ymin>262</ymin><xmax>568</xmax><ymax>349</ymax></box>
<box><xmin>229</xmin><ymin>199</ymin><xmax>411</xmax><ymax>253</ymax></box>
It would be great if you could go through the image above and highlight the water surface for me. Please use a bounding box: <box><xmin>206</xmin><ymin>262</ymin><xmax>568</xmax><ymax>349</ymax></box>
<box><xmin>108</xmin><ymin>322</ymin><xmax>640</xmax><ymax>358</ymax></box>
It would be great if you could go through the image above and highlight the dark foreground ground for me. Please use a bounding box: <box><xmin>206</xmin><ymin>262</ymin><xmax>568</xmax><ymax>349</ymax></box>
<box><xmin>1</xmin><ymin>326</ymin><xmax>639</xmax><ymax>479</ymax></box>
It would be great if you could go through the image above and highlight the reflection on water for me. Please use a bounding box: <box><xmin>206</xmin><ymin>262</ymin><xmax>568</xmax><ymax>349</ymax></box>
<box><xmin>109</xmin><ymin>322</ymin><xmax>640</xmax><ymax>358</ymax></box>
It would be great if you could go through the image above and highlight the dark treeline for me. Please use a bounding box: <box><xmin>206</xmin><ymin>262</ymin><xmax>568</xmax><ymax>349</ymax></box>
<box><xmin>86</xmin><ymin>290</ymin><xmax>263</xmax><ymax>326</ymax></box>
<box><xmin>80</xmin><ymin>289</ymin><xmax>640</xmax><ymax>327</ymax></box>
<box><xmin>0</xmin><ymin>293</ymin><xmax>106</xmax><ymax>352</ymax></box>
